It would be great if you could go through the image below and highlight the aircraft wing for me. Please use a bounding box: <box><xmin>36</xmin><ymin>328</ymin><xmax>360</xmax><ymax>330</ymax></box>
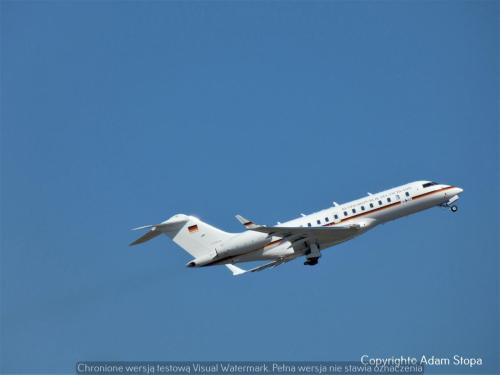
<box><xmin>235</xmin><ymin>214</ymin><xmax>360</xmax><ymax>243</ymax></box>
<box><xmin>225</xmin><ymin>257</ymin><xmax>295</xmax><ymax>276</ymax></box>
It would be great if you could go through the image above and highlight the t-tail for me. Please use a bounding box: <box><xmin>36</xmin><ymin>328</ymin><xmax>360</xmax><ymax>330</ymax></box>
<box><xmin>129</xmin><ymin>214</ymin><xmax>235</xmax><ymax>266</ymax></box>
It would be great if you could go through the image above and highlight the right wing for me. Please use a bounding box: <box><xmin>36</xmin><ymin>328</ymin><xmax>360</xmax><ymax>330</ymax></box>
<box><xmin>225</xmin><ymin>257</ymin><xmax>295</xmax><ymax>276</ymax></box>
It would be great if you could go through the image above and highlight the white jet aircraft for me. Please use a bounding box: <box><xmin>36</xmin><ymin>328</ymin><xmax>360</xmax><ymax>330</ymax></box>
<box><xmin>130</xmin><ymin>181</ymin><xmax>463</xmax><ymax>275</ymax></box>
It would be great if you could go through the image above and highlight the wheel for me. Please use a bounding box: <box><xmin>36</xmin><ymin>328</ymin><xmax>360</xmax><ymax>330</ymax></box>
<box><xmin>304</xmin><ymin>258</ymin><xmax>319</xmax><ymax>266</ymax></box>
<box><xmin>450</xmin><ymin>205</ymin><xmax>458</xmax><ymax>212</ymax></box>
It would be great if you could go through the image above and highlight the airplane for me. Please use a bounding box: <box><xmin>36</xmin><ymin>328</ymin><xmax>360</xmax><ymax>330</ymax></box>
<box><xmin>130</xmin><ymin>181</ymin><xmax>463</xmax><ymax>276</ymax></box>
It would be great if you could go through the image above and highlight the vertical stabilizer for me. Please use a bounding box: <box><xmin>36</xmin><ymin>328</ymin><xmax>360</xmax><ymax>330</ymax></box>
<box><xmin>130</xmin><ymin>214</ymin><xmax>235</xmax><ymax>258</ymax></box>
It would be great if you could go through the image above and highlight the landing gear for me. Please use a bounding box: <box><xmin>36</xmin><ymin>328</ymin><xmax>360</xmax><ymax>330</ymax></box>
<box><xmin>304</xmin><ymin>257</ymin><xmax>319</xmax><ymax>266</ymax></box>
<box><xmin>441</xmin><ymin>195</ymin><xmax>460</xmax><ymax>212</ymax></box>
<box><xmin>304</xmin><ymin>242</ymin><xmax>321</xmax><ymax>266</ymax></box>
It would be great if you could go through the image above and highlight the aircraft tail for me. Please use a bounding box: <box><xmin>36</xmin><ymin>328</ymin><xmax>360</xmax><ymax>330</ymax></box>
<box><xmin>129</xmin><ymin>214</ymin><xmax>234</xmax><ymax>258</ymax></box>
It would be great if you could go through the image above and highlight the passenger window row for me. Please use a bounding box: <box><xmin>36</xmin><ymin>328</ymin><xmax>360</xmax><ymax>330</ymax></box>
<box><xmin>306</xmin><ymin>191</ymin><xmax>412</xmax><ymax>227</ymax></box>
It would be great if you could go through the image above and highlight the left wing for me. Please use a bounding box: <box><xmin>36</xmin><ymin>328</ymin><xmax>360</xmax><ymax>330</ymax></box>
<box><xmin>235</xmin><ymin>214</ymin><xmax>360</xmax><ymax>243</ymax></box>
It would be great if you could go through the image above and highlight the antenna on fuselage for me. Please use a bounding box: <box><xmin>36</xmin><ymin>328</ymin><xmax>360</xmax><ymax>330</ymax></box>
<box><xmin>333</xmin><ymin>202</ymin><xmax>339</xmax><ymax>207</ymax></box>
<box><xmin>367</xmin><ymin>192</ymin><xmax>373</xmax><ymax>196</ymax></box>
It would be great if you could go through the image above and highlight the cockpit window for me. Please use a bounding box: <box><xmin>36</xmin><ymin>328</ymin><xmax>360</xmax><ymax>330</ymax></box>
<box><xmin>422</xmin><ymin>182</ymin><xmax>438</xmax><ymax>188</ymax></box>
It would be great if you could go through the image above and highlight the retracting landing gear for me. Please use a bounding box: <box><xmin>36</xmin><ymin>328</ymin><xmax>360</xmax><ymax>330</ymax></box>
<box><xmin>304</xmin><ymin>242</ymin><xmax>321</xmax><ymax>266</ymax></box>
<box><xmin>304</xmin><ymin>258</ymin><xmax>319</xmax><ymax>266</ymax></box>
<box><xmin>440</xmin><ymin>195</ymin><xmax>460</xmax><ymax>213</ymax></box>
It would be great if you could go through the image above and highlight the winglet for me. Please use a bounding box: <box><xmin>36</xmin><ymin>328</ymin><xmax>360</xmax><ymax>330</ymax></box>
<box><xmin>225</xmin><ymin>264</ymin><xmax>247</xmax><ymax>276</ymax></box>
<box><xmin>235</xmin><ymin>214</ymin><xmax>260</xmax><ymax>229</ymax></box>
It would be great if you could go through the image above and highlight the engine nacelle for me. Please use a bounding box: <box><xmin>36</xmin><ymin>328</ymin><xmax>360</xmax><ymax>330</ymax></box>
<box><xmin>218</xmin><ymin>231</ymin><xmax>271</xmax><ymax>257</ymax></box>
<box><xmin>186</xmin><ymin>250</ymin><xmax>217</xmax><ymax>267</ymax></box>
<box><xmin>186</xmin><ymin>232</ymin><xmax>273</xmax><ymax>267</ymax></box>
<box><xmin>262</xmin><ymin>241</ymin><xmax>295</xmax><ymax>258</ymax></box>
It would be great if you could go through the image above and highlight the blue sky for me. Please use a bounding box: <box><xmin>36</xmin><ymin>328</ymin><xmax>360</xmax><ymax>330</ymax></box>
<box><xmin>1</xmin><ymin>1</ymin><xmax>498</xmax><ymax>374</ymax></box>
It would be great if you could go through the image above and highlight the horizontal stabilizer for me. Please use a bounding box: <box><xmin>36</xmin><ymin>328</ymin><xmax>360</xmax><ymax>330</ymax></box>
<box><xmin>129</xmin><ymin>220</ymin><xmax>186</xmax><ymax>246</ymax></box>
<box><xmin>132</xmin><ymin>224</ymin><xmax>157</xmax><ymax>231</ymax></box>
<box><xmin>129</xmin><ymin>228</ymin><xmax>162</xmax><ymax>246</ymax></box>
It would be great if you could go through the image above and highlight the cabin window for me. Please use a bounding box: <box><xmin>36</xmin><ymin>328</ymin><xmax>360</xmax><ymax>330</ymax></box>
<box><xmin>317</xmin><ymin>219</ymin><xmax>321</xmax><ymax>225</ymax></box>
<box><xmin>344</xmin><ymin>211</ymin><xmax>348</xmax><ymax>216</ymax></box>
<box><xmin>361</xmin><ymin>206</ymin><xmax>365</xmax><ymax>211</ymax></box>
<box><xmin>325</xmin><ymin>217</ymin><xmax>329</xmax><ymax>222</ymax></box>
<box><xmin>370</xmin><ymin>203</ymin><xmax>374</xmax><ymax>208</ymax></box>
<box><xmin>405</xmin><ymin>192</ymin><xmax>410</xmax><ymax>197</ymax></box>
<box><xmin>307</xmin><ymin>223</ymin><xmax>311</xmax><ymax>227</ymax></box>
<box><xmin>387</xmin><ymin>197</ymin><xmax>392</xmax><ymax>203</ymax></box>
<box><xmin>378</xmin><ymin>200</ymin><xmax>382</xmax><ymax>205</ymax></box>
<box><xmin>334</xmin><ymin>214</ymin><xmax>338</xmax><ymax>219</ymax></box>
<box><xmin>352</xmin><ymin>208</ymin><xmax>356</xmax><ymax>214</ymax></box>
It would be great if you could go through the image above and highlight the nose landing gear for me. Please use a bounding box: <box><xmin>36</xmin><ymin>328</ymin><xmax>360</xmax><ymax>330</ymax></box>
<box><xmin>440</xmin><ymin>195</ymin><xmax>460</xmax><ymax>213</ymax></box>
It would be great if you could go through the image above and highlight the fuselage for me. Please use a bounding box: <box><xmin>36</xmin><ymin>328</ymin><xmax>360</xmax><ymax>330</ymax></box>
<box><xmin>213</xmin><ymin>180</ymin><xmax>463</xmax><ymax>265</ymax></box>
